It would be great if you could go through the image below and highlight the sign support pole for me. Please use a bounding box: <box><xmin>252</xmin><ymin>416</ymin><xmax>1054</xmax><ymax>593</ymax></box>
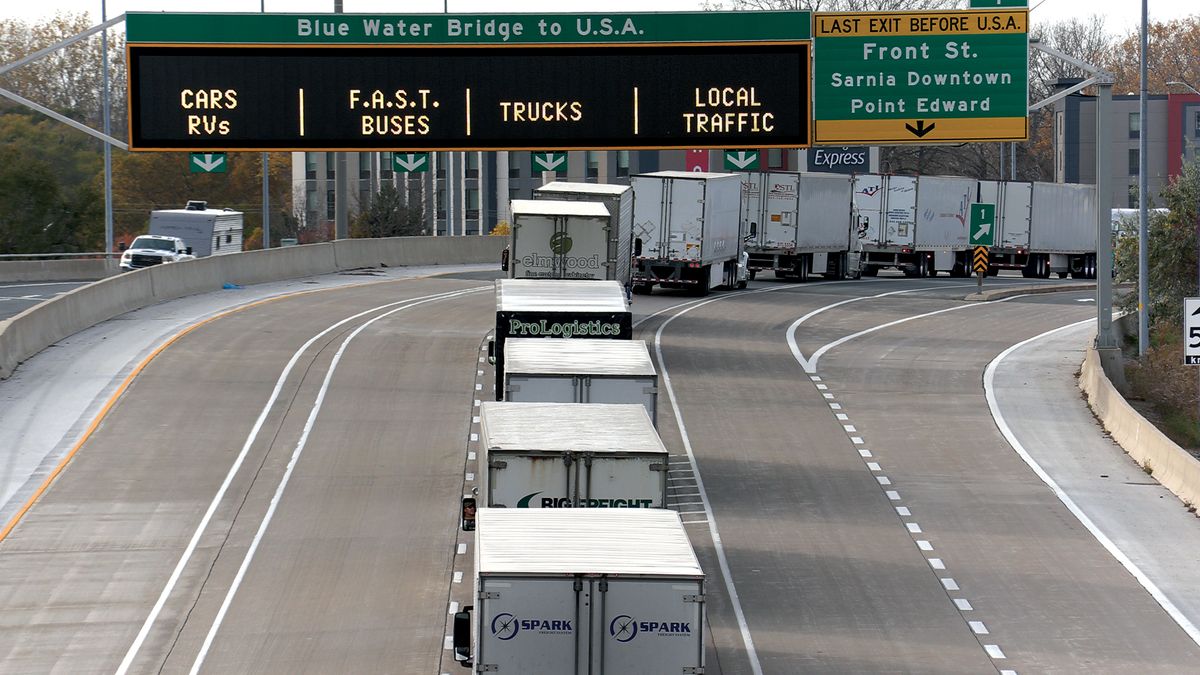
<box><xmin>333</xmin><ymin>0</ymin><xmax>348</xmax><ymax>241</ymax></box>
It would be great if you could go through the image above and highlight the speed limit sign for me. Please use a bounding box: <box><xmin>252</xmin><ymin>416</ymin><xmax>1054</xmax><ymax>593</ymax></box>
<box><xmin>1186</xmin><ymin>298</ymin><xmax>1200</xmax><ymax>365</ymax></box>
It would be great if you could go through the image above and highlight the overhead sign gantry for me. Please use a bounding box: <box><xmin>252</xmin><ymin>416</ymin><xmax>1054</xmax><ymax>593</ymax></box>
<box><xmin>125</xmin><ymin>12</ymin><xmax>812</xmax><ymax>151</ymax></box>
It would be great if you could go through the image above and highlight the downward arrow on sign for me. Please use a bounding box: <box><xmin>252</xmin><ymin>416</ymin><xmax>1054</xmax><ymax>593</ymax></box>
<box><xmin>905</xmin><ymin>120</ymin><xmax>936</xmax><ymax>138</ymax></box>
<box><xmin>726</xmin><ymin>151</ymin><xmax>756</xmax><ymax>169</ymax></box>
<box><xmin>193</xmin><ymin>154</ymin><xmax>225</xmax><ymax>172</ymax></box>
<box><xmin>534</xmin><ymin>154</ymin><xmax>565</xmax><ymax>171</ymax></box>
<box><xmin>396</xmin><ymin>154</ymin><xmax>427</xmax><ymax>171</ymax></box>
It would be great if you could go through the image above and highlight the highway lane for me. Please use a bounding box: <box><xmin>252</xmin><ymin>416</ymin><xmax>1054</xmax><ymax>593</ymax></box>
<box><xmin>0</xmin><ymin>276</ymin><xmax>491</xmax><ymax>673</ymax></box>
<box><xmin>639</xmin><ymin>279</ymin><xmax>1200</xmax><ymax>673</ymax></box>
<box><xmin>0</xmin><ymin>281</ymin><xmax>90</xmax><ymax>320</ymax></box>
<box><xmin>6</xmin><ymin>270</ymin><xmax>1193</xmax><ymax>674</ymax></box>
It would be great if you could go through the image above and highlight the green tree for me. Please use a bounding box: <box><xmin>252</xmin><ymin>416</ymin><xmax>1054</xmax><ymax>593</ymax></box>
<box><xmin>351</xmin><ymin>184</ymin><xmax>427</xmax><ymax>238</ymax></box>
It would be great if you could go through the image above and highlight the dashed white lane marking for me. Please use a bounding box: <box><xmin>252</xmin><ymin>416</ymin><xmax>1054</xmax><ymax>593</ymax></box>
<box><xmin>867</xmin><ymin>462</ymin><xmax>881</xmax><ymax>471</ymax></box>
<box><xmin>886</xmin><ymin>490</ymin><xmax>901</xmax><ymax>501</ymax></box>
<box><xmin>858</xmin><ymin>449</ymin><xmax>873</xmax><ymax>458</ymax></box>
<box><xmin>830</xmin><ymin>403</ymin><xmax>843</xmax><ymax>410</ymax></box>
<box><xmin>470</xmin><ymin>433</ymin><xmax>478</xmax><ymax>442</ymax></box>
<box><xmin>929</xmin><ymin>558</ymin><xmax>946</xmax><ymax>570</ymax></box>
<box><xmin>474</xmin><ymin>383</ymin><xmax>482</xmax><ymax>391</ymax></box>
<box><xmin>836</xmin><ymin>413</ymin><xmax>849</xmax><ymax>421</ymax></box>
<box><xmin>984</xmin><ymin>645</ymin><xmax>1006</xmax><ymax>659</ymax></box>
<box><xmin>449</xmin><ymin>601</ymin><xmax>459</xmax><ymax>614</ymax></box>
<box><xmin>453</xmin><ymin>571</ymin><xmax>463</xmax><ymax>584</ymax></box>
<box><xmin>876</xmin><ymin>476</ymin><xmax>892</xmax><ymax>486</ymax></box>
<box><xmin>941</xmin><ymin>578</ymin><xmax>959</xmax><ymax>591</ymax></box>
<box><xmin>472</xmin><ymin>416</ymin><xmax>480</xmax><ymax>424</ymax></box>
<box><xmin>985</xmin><ymin>318</ymin><xmax>1200</xmax><ymax>648</ymax></box>
<box><xmin>823</xmin><ymin>393</ymin><xmax>835</xmax><ymax>400</ymax></box>
<box><xmin>473</xmin><ymin>399</ymin><xmax>480</xmax><ymax>407</ymax></box>
<box><xmin>906</xmin><ymin>522</ymin><xmax>922</xmax><ymax>534</ymax></box>
<box><xmin>467</xmin><ymin>451</ymin><xmax>476</xmax><ymax>461</ymax></box>
<box><xmin>478</xmin><ymin>356</ymin><xmax>485</xmax><ymax>363</ymax></box>
<box><xmin>969</xmin><ymin>621</ymin><xmax>990</xmax><ymax>635</ymax></box>
<box><xmin>810</xmin><ymin>375</ymin><xmax>822</xmax><ymax>381</ymax></box>
<box><xmin>896</xmin><ymin>506</ymin><xmax>911</xmax><ymax>516</ymax></box>
<box><xmin>1000</xmin><ymin>670</ymin><xmax>1018</xmax><ymax>675</ymax></box>
<box><xmin>456</xmin><ymin>544</ymin><xmax>467</xmax><ymax>555</ymax></box>
<box><xmin>850</xmin><ymin>436</ymin><xmax>865</xmax><ymax>444</ymax></box>
<box><xmin>917</xmin><ymin>540</ymin><xmax>933</xmax><ymax>551</ymax></box>
<box><xmin>443</xmin><ymin>636</ymin><xmax>453</xmax><ymax>650</ymax></box>
<box><xmin>816</xmin><ymin>383</ymin><xmax>828</xmax><ymax>390</ymax></box>
<box><xmin>955</xmin><ymin>598</ymin><xmax>974</xmax><ymax>611</ymax></box>
<box><xmin>465</xmin><ymin>473</ymin><xmax>474</xmax><ymax>482</ymax></box>
<box><xmin>842</xmin><ymin>424</ymin><xmax>857</xmax><ymax>433</ymax></box>
<box><xmin>476</xmin><ymin>370</ymin><xmax>483</xmax><ymax>376</ymax></box>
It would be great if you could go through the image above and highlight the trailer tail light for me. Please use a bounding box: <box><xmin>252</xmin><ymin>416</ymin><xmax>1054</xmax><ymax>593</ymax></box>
<box><xmin>901</xmin><ymin>247</ymin><xmax>913</xmax><ymax>254</ymax></box>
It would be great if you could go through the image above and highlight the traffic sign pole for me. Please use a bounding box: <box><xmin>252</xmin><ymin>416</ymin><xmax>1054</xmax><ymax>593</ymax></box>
<box><xmin>972</xmin><ymin>245</ymin><xmax>989</xmax><ymax>292</ymax></box>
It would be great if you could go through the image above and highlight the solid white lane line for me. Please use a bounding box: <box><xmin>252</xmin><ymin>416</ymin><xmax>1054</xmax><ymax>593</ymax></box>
<box><xmin>116</xmin><ymin>286</ymin><xmax>483</xmax><ymax>675</ymax></box>
<box><xmin>655</xmin><ymin>297</ymin><xmax>764</xmax><ymax>675</ymax></box>
<box><xmin>186</xmin><ymin>289</ymin><xmax>483</xmax><ymax>674</ymax></box>
<box><xmin>788</xmin><ymin>288</ymin><xmax>1020</xmax><ymax>373</ymax></box>
<box><xmin>984</xmin><ymin>318</ymin><xmax>1200</xmax><ymax>648</ymax></box>
<box><xmin>955</xmin><ymin>598</ymin><xmax>974</xmax><ymax>611</ymax></box>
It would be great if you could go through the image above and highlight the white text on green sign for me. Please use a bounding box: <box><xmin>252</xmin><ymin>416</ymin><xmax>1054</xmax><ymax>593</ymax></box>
<box><xmin>969</xmin><ymin>203</ymin><xmax>996</xmax><ymax>246</ymax></box>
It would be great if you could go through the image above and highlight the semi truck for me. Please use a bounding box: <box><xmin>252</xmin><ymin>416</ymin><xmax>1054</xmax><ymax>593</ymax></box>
<box><xmin>490</xmin><ymin>279</ymin><xmax>632</xmax><ymax>400</ymax></box>
<box><xmin>452</xmin><ymin>509</ymin><xmax>705</xmax><ymax>674</ymax></box>
<box><xmin>502</xmin><ymin>338</ymin><xmax>658</xmax><ymax>425</ymax></box>
<box><xmin>741</xmin><ymin>171</ymin><xmax>861</xmax><ymax>281</ymax></box>
<box><xmin>630</xmin><ymin>171</ymin><xmax>748</xmax><ymax>295</ymax></box>
<box><xmin>530</xmin><ymin>181</ymin><xmax>635</xmax><ymax>287</ymax></box>
<box><xmin>852</xmin><ymin>174</ymin><xmax>923</xmax><ymax>277</ymax></box>
<box><xmin>148</xmin><ymin>201</ymin><xmax>244</xmax><ymax>258</ymax></box>
<box><xmin>478</xmin><ymin>402</ymin><xmax>668</xmax><ymax>509</ymax></box>
<box><xmin>506</xmin><ymin>200</ymin><xmax>615</xmax><ymax>281</ymax></box>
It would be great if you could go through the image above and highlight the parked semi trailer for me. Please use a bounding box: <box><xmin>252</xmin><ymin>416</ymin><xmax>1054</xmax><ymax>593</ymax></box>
<box><xmin>489</xmin><ymin>279</ymin><xmax>631</xmax><ymax>400</ymax></box>
<box><xmin>740</xmin><ymin>171</ymin><xmax>861</xmax><ymax>281</ymax></box>
<box><xmin>478</xmin><ymin>402</ymin><xmax>668</xmax><ymax>509</ymax></box>
<box><xmin>452</xmin><ymin>509</ymin><xmax>705</xmax><ymax>673</ymax></box>
<box><xmin>630</xmin><ymin>171</ymin><xmax>748</xmax><ymax>295</ymax></box>
<box><xmin>530</xmin><ymin>181</ymin><xmax>635</xmax><ymax>287</ymax></box>
<box><xmin>502</xmin><ymin>338</ymin><xmax>658</xmax><ymax>425</ymax></box>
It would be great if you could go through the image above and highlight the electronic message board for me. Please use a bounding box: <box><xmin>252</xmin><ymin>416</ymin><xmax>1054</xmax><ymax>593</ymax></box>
<box><xmin>125</xmin><ymin>12</ymin><xmax>813</xmax><ymax>151</ymax></box>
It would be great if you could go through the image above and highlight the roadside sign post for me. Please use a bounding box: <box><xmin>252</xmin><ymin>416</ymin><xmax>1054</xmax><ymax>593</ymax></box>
<box><xmin>973</xmin><ymin>245</ymin><xmax>989</xmax><ymax>292</ymax></box>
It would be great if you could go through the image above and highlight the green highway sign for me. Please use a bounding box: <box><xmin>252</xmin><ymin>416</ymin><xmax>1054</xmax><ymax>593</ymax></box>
<box><xmin>126</xmin><ymin>11</ymin><xmax>811</xmax><ymax>45</ymax></box>
<box><xmin>812</xmin><ymin>9</ymin><xmax>1028</xmax><ymax>145</ymax></box>
<box><xmin>532</xmin><ymin>152</ymin><xmax>567</xmax><ymax>173</ymax></box>
<box><xmin>189</xmin><ymin>152</ymin><xmax>227</xmax><ymax>173</ymax></box>
<box><xmin>393</xmin><ymin>152</ymin><xmax>429</xmax><ymax>173</ymax></box>
<box><xmin>969</xmin><ymin>203</ymin><xmax>996</xmax><ymax>246</ymax></box>
<box><xmin>724</xmin><ymin>150</ymin><xmax>759</xmax><ymax>171</ymax></box>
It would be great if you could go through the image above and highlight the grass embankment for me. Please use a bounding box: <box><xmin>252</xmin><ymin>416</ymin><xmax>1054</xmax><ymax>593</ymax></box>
<box><xmin>1124</xmin><ymin>328</ymin><xmax>1200</xmax><ymax>455</ymax></box>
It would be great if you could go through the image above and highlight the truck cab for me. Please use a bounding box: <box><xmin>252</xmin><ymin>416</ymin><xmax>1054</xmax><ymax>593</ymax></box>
<box><xmin>119</xmin><ymin>235</ymin><xmax>195</xmax><ymax>271</ymax></box>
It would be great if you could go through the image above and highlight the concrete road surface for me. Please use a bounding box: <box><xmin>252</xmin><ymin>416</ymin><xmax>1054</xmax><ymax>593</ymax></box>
<box><xmin>0</xmin><ymin>281</ymin><xmax>89</xmax><ymax>320</ymax></box>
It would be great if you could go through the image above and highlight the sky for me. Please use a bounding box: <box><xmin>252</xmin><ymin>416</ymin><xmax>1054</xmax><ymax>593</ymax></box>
<box><xmin>1</xmin><ymin>0</ymin><xmax>1194</xmax><ymax>36</ymax></box>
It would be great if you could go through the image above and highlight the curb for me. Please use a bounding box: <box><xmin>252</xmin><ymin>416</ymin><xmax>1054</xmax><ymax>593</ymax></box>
<box><xmin>1079</xmin><ymin>346</ymin><xmax>1200</xmax><ymax>510</ymax></box>
<box><xmin>964</xmin><ymin>282</ymin><xmax>1096</xmax><ymax>302</ymax></box>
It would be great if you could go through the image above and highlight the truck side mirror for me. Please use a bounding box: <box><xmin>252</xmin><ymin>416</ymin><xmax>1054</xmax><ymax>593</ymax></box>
<box><xmin>118</xmin><ymin>242</ymin><xmax>128</xmax><ymax>252</ymax></box>
<box><xmin>486</xmin><ymin>340</ymin><xmax>496</xmax><ymax>365</ymax></box>
<box><xmin>461</xmin><ymin>497</ymin><xmax>476</xmax><ymax>531</ymax></box>
<box><xmin>633</xmin><ymin>237</ymin><xmax>643</xmax><ymax>257</ymax></box>
<box><xmin>501</xmin><ymin>247</ymin><xmax>509</xmax><ymax>272</ymax></box>
<box><xmin>453</xmin><ymin>607</ymin><xmax>473</xmax><ymax>665</ymax></box>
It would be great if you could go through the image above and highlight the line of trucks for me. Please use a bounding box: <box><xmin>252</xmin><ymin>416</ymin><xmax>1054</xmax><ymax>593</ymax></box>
<box><xmin>503</xmin><ymin>171</ymin><xmax>1100</xmax><ymax>291</ymax></box>
<box><xmin>455</xmin><ymin>278</ymin><xmax>704</xmax><ymax>674</ymax></box>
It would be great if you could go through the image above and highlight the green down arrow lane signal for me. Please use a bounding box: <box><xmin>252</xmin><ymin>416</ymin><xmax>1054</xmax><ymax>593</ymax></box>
<box><xmin>723</xmin><ymin>150</ymin><xmax>759</xmax><ymax>171</ymax></box>
<box><xmin>532</xmin><ymin>152</ymin><xmax>567</xmax><ymax>173</ymax></box>
<box><xmin>189</xmin><ymin>152</ymin><xmax>227</xmax><ymax>173</ymax></box>
<box><xmin>393</xmin><ymin>152</ymin><xmax>429</xmax><ymax>173</ymax></box>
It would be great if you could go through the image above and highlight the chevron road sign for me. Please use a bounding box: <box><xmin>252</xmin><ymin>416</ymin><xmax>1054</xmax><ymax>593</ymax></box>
<box><xmin>189</xmin><ymin>152</ymin><xmax>227</xmax><ymax>173</ymax></box>
<box><xmin>393</xmin><ymin>152</ymin><xmax>429</xmax><ymax>173</ymax></box>
<box><xmin>972</xmin><ymin>246</ymin><xmax>989</xmax><ymax>274</ymax></box>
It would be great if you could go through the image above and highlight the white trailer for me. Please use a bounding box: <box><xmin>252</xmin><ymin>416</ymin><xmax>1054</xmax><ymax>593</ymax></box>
<box><xmin>853</xmin><ymin>174</ymin><xmax>922</xmax><ymax>276</ymax></box>
<box><xmin>532</xmin><ymin>182</ymin><xmax>635</xmax><ymax>287</ymax></box>
<box><xmin>507</xmin><ymin>200</ymin><xmax>614</xmax><ymax>281</ymax></box>
<box><xmin>148</xmin><ymin>202</ymin><xmax>243</xmax><ymax>258</ymax></box>
<box><xmin>478</xmin><ymin>402</ymin><xmax>668</xmax><ymax>509</ymax></box>
<box><xmin>452</xmin><ymin>509</ymin><xmax>705</xmax><ymax>674</ymax></box>
<box><xmin>491</xmin><ymin>279</ymin><xmax>632</xmax><ymax>400</ymax></box>
<box><xmin>630</xmin><ymin>171</ymin><xmax>747</xmax><ymax>295</ymax></box>
<box><xmin>1029</xmin><ymin>181</ymin><xmax>1098</xmax><ymax>278</ymax></box>
<box><xmin>914</xmin><ymin>175</ymin><xmax>975</xmax><ymax>277</ymax></box>
<box><xmin>503</xmin><ymin>338</ymin><xmax>658</xmax><ymax>425</ymax></box>
<box><xmin>741</xmin><ymin>171</ymin><xmax>860</xmax><ymax>282</ymax></box>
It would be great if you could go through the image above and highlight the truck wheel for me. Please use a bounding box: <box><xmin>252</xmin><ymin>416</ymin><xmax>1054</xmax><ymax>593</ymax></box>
<box><xmin>694</xmin><ymin>269</ymin><xmax>711</xmax><ymax>296</ymax></box>
<box><xmin>863</xmin><ymin>266</ymin><xmax>878</xmax><ymax>277</ymax></box>
<box><xmin>737</xmin><ymin>279</ymin><xmax>748</xmax><ymax>290</ymax></box>
<box><xmin>1058</xmin><ymin>272</ymin><xmax>1069</xmax><ymax>279</ymax></box>
<box><xmin>632</xmin><ymin>283</ymin><xmax>652</xmax><ymax>295</ymax></box>
<box><xmin>793</xmin><ymin>257</ymin><xmax>810</xmax><ymax>283</ymax></box>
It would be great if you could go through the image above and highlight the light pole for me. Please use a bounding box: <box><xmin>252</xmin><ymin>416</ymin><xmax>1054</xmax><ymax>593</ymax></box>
<box><xmin>1137</xmin><ymin>0</ymin><xmax>1149</xmax><ymax>356</ymax></box>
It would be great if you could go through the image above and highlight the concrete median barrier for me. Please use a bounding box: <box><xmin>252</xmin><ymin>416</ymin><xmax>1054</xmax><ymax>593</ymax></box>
<box><xmin>0</xmin><ymin>236</ymin><xmax>502</xmax><ymax>379</ymax></box>
<box><xmin>1079</xmin><ymin>346</ymin><xmax>1200</xmax><ymax>509</ymax></box>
